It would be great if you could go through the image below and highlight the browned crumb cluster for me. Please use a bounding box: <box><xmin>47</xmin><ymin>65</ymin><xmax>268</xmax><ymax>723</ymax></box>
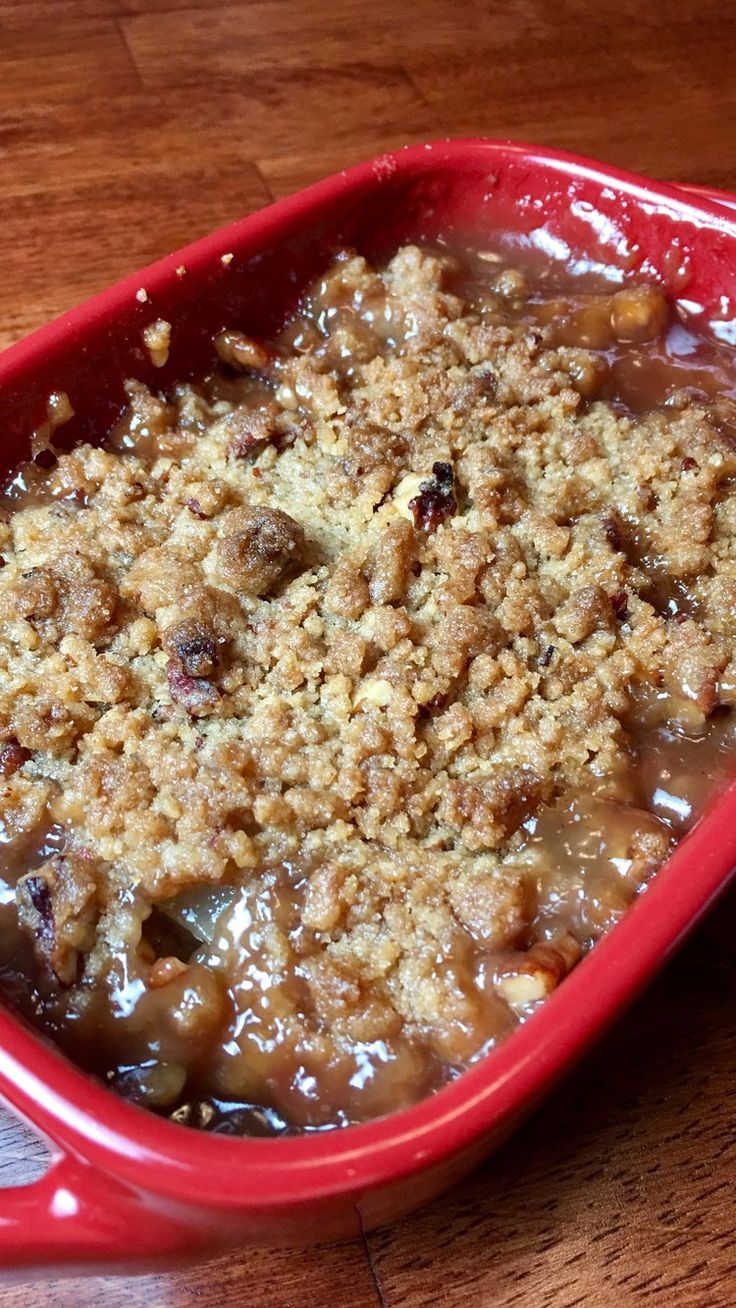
<box><xmin>1</xmin><ymin>244</ymin><xmax>735</xmax><ymax>1129</ymax></box>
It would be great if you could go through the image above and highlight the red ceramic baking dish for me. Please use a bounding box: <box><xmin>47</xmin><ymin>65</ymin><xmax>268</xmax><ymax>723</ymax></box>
<box><xmin>1</xmin><ymin>140</ymin><xmax>736</xmax><ymax>1272</ymax></box>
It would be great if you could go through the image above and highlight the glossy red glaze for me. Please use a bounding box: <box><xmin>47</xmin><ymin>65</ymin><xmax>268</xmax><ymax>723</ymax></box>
<box><xmin>1</xmin><ymin>141</ymin><xmax>736</xmax><ymax>1272</ymax></box>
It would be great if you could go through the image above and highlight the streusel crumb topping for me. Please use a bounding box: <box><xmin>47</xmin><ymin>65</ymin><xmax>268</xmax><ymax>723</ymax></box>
<box><xmin>1</xmin><ymin>244</ymin><xmax>735</xmax><ymax>1132</ymax></box>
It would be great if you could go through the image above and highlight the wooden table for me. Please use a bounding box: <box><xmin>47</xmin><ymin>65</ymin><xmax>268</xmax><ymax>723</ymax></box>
<box><xmin>1</xmin><ymin>0</ymin><xmax>735</xmax><ymax>1302</ymax></box>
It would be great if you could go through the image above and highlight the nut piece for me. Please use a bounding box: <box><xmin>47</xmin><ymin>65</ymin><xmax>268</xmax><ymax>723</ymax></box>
<box><xmin>392</xmin><ymin>472</ymin><xmax>427</xmax><ymax>520</ymax></box>
<box><xmin>216</xmin><ymin>505</ymin><xmax>306</xmax><ymax>596</ymax></box>
<box><xmin>161</xmin><ymin>619</ymin><xmax>219</xmax><ymax>678</ymax></box>
<box><xmin>215</xmin><ymin>331</ymin><xmax>273</xmax><ymax>372</ymax></box>
<box><xmin>14</xmin><ymin>558</ymin><xmax>118</xmax><ymax>644</ymax></box>
<box><xmin>497</xmin><ymin>933</ymin><xmax>581</xmax><ymax>1005</ymax></box>
<box><xmin>354</xmin><ymin>677</ymin><xmax>393</xmax><ymax>709</ymax></box>
<box><xmin>225</xmin><ymin>401</ymin><xmax>281</xmax><ymax>459</ymax></box>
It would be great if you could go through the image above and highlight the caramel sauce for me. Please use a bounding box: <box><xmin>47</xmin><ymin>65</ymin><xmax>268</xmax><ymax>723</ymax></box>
<box><xmin>631</xmin><ymin>710</ymin><xmax>736</xmax><ymax>829</ymax></box>
<box><xmin>0</xmin><ymin>816</ymin><xmax>66</xmax><ymax>891</ymax></box>
<box><xmin>451</xmin><ymin>243</ymin><xmax>736</xmax><ymax>416</ymax></box>
<box><xmin>510</xmin><ymin>718</ymin><xmax>736</xmax><ymax>950</ymax></box>
<box><xmin>0</xmin><ymin>464</ymin><xmax>91</xmax><ymax>515</ymax></box>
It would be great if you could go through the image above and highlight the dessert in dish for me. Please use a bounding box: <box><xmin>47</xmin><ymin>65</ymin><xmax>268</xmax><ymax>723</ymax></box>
<box><xmin>1</xmin><ymin>241</ymin><xmax>735</xmax><ymax>1135</ymax></box>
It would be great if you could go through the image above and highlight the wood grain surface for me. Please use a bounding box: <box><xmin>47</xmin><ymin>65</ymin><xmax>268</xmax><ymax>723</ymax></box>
<box><xmin>0</xmin><ymin>1</ymin><xmax>735</xmax><ymax>1303</ymax></box>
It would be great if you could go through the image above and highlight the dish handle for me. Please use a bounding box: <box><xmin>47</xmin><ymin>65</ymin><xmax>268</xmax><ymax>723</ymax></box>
<box><xmin>0</xmin><ymin>1138</ymin><xmax>206</xmax><ymax>1271</ymax></box>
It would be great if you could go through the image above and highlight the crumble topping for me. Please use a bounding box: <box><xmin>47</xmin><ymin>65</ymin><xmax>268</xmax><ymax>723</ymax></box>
<box><xmin>1</xmin><ymin>244</ymin><xmax>735</xmax><ymax>1131</ymax></box>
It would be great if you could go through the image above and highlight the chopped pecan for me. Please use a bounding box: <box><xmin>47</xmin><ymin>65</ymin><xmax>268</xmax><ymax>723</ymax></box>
<box><xmin>215</xmin><ymin>331</ymin><xmax>274</xmax><ymax>373</ymax></box>
<box><xmin>497</xmin><ymin>933</ymin><xmax>582</xmax><ymax>1004</ymax></box>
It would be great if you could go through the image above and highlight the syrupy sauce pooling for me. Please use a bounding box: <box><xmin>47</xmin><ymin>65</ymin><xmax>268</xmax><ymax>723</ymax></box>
<box><xmin>447</xmin><ymin>243</ymin><xmax>736</xmax><ymax>420</ymax></box>
<box><xmin>2</xmin><ymin>241</ymin><xmax>736</xmax><ymax>1136</ymax></box>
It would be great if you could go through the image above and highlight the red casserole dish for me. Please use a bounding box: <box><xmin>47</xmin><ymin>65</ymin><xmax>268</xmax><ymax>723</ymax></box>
<box><xmin>1</xmin><ymin>140</ymin><xmax>736</xmax><ymax>1271</ymax></box>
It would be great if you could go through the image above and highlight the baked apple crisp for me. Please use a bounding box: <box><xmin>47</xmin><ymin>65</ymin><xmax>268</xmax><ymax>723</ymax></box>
<box><xmin>1</xmin><ymin>243</ymin><xmax>735</xmax><ymax>1133</ymax></box>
